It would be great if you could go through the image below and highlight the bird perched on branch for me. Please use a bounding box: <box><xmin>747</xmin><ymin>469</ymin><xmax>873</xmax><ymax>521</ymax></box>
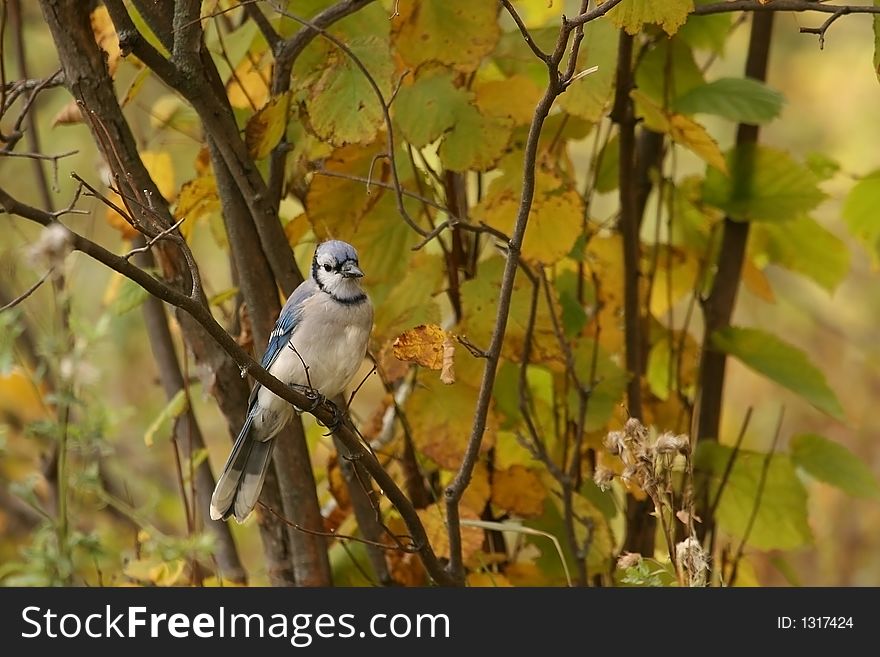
<box><xmin>210</xmin><ymin>240</ymin><xmax>373</xmax><ymax>522</ymax></box>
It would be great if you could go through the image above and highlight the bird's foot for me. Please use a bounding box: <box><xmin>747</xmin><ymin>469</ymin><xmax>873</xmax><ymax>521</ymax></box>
<box><xmin>288</xmin><ymin>384</ymin><xmax>325</xmax><ymax>413</ymax></box>
<box><xmin>322</xmin><ymin>401</ymin><xmax>347</xmax><ymax>436</ymax></box>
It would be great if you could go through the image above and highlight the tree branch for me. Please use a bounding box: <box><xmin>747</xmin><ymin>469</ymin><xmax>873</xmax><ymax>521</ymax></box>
<box><xmin>696</xmin><ymin>12</ymin><xmax>775</xmax><ymax>541</ymax></box>
<box><xmin>442</xmin><ymin>1</ymin><xmax>600</xmax><ymax>584</ymax></box>
<box><xmin>267</xmin><ymin>0</ymin><xmax>376</xmax><ymax>211</ymax></box>
<box><xmin>137</xmin><ymin>243</ymin><xmax>248</xmax><ymax>584</ymax></box>
<box><xmin>0</xmin><ymin>186</ymin><xmax>454</xmax><ymax>586</ymax></box>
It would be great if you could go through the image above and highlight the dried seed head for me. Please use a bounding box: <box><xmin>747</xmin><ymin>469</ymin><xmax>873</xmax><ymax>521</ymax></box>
<box><xmin>29</xmin><ymin>223</ymin><xmax>73</xmax><ymax>272</ymax></box>
<box><xmin>617</xmin><ymin>552</ymin><xmax>642</xmax><ymax>570</ymax></box>
<box><xmin>676</xmin><ymin>536</ymin><xmax>708</xmax><ymax>587</ymax></box>
<box><xmin>604</xmin><ymin>430</ymin><xmax>625</xmax><ymax>456</ymax></box>
<box><xmin>621</xmin><ymin>465</ymin><xmax>638</xmax><ymax>486</ymax></box>
<box><xmin>655</xmin><ymin>432</ymin><xmax>689</xmax><ymax>455</ymax></box>
<box><xmin>593</xmin><ymin>466</ymin><xmax>615</xmax><ymax>492</ymax></box>
<box><xmin>624</xmin><ymin>417</ymin><xmax>648</xmax><ymax>444</ymax></box>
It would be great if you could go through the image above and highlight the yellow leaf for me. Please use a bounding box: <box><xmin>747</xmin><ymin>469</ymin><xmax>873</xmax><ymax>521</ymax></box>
<box><xmin>453</xmin><ymin>461</ymin><xmax>490</xmax><ymax>515</ymax></box>
<box><xmin>283</xmin><ymin>213</ymin><xmax>310</xmax><ymax>248</ymax></box>
<box><xmin>407</xmin><ymin>378</ymin><xmax>497</xmax><ymax>469</ymax></box>
<box><xmin>474</xmin><ymin>75</ymin><xmax>542</xmax><ymax>125</ymax></box>
<box><xmin>150</xmin><ymin>95</ymin><xmax>198</xmax><ymax>134</ymax></box>
<box><xmin>51</xmin><ymin>100</ymin><xmax>84</xmax><ymax>127</ymax></box>
<box><xmin>393</xmin><ymin>0</ymin><xmax>500</xmax><ymax>73</ymax></box>
<box><xmin>0</xmin><ymin>367</ymin><xmax>47</xmax><ymax>423</ymax></box>
<box><xmin>245</xmin><ymin>93</ymin><xmax>291</xmax><ymax>160</ymax></box>
<box><xmin>392</xmin><ymin>324</ymin><xmax>448</xmax><ymax>370</ymax></box>
<box><xmin>140</xmin><ymin>151</ymin><xmax>176</xmax><ymax>202</ymax></box>
<box><xmin>668</xmin><ymin>113</ymin><xmax>728</xmax><ymax>174</ymax></box>
<box><xmin>609</xmin><ymin>0</ymin><xmax>694</xmax><ymax>36</ymax></box>
<box><xmin>511</xmin><ymin>0</ymin><xmax>563</xmax><ymax>28</ymax></box>
<box><xmin>417</xmin><ymin>503</ymin><xmax>484</xmax><ymax>564</ymax></box>
<box><xmin>227</xmin><ymin>51</ymin><xmax>271</xmax><ymax>110</ymax></box>
<box><xmin>632</xmin><ymin>90</ymin><xmax>727</xmax><ymax>174</ymax></box>
<box><xmin>91</xmin><ymin>6</ymin><xmax>121</xmax><ymax>76</ymax></box>
<box><xmin>491</xmin><ymin>465</ymin><xmax>547</xmax><ymax>518</ymax></box>
<box><xmin>649</xmin><ymin>247</ymin><xmax>699</xmax><ymax>318</ymax></box>
<box><xmin>104</xmin><ymin>189</ymin><xmax>139</xmax><ymax>239</ymax></box>
<box><xmin>742</xmin><ymin>258</ymin><xmax>776</xmax><ymax>303</ymax></box>
<box><xmin>476</xmin><ymin>177</ymin><xmax>583</xmax><ymax>265</ymax></box>
<box><xmin>466</xmin><ymin>572</ymin><xmax>513</xmax><ymax>587</ymax></box>
<box><xmin>174</xmin><ymin>175</ymin><xmax>220</xmax><ymax>239</ymax></box>
<box><xmin>121</xmin><ymin>66</ymin><xmax>151</xmax><ymax>108</ymax></box>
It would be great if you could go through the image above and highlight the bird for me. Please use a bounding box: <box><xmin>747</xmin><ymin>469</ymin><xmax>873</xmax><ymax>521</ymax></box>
<box><xmin>210</xmin><ymin>240</ymin><xmax>373</xmax><ymax>523</ymax></box>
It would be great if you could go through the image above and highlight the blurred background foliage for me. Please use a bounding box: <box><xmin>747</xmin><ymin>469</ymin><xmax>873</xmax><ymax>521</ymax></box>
<box><xmin>1</xmin><ymin>0</ymin><xmax>879</xmax><ymax>586</ymax></box>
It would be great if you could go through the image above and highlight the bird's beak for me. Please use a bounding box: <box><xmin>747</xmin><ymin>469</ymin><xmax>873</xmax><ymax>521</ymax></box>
<box><xmin>341</xmin><ymin>261</ymin><xmax>364</xmax><ymax>278</ymax></box>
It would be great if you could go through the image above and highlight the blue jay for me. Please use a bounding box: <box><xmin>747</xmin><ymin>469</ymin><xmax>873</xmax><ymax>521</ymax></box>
<box><xmin>210</xmin><ymin>240</ymin><xmax>373</xmax><ymax>522</ymax></box>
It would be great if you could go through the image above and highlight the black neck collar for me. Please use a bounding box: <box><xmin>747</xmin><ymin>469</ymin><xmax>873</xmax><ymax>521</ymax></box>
<box><xmin>312</xmin><ymin>259</ymin><xmax>366</xmax><ymax>305</ymax></box>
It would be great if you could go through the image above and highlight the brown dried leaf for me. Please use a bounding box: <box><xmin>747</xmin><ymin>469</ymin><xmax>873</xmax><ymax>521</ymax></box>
<box><xmin>417</xmin><ymin>504</ymin><xmax>483</xmax><ymax>564</ymax></box>
<box><xmin>466</xmin><ymin>572</ymin><xmax>513</xmax><ymax>587</ymax></box>
<box><xmin>392</xmin><ymin>324</ymin><xmax>448</xmax><ymax>370</ymax></box>
<box><xmin>459</xmin><ymin>461</ymin><xmax>490</xmax><ymax>516</ymax></box>
<box><xmin>440</xmin><ymin>333</ymin><xmax>456</xmax><ymax>384</ymax></box>
<box><xmin>51</xmin><ymin>100</ymin><xmax>84</xmax><ymax>127</ymax></box>
<box><xmin>245</xmin><ymin>93</ymin><xmax>291</xmax><ymax>160</ymax></box>
<box><xmin>104</xmin><ymin>189</ymin><xmax>139</xmax><ymax>239</ymax></box>
<box><xmin>491</xmin><ymin>465</ymin><xmax>547</xmax><ymax>518</ymax></box>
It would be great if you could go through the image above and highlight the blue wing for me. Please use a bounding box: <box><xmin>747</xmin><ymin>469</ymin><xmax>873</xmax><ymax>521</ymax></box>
<box><xmin>248</xmin><ymin>279</ymin><xmax>316</xmax><ymax>406</ymax></box>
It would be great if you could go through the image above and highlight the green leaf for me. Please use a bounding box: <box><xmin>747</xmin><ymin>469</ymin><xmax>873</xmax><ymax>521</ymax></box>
<box><xmin>392</xmin><ymin>0</ymin><xmax>500</xmax><ymax>73</ymax></box>
<box><xmin>303</xmin><ymin>36</ymin><xmax>393</xmax><ymax>146</ymax></box>
<box><xmin>111</xmin><ymin>277</ymin><xmax>150</xmax><ymax>316</ymax></box>
<box><xmin>557</xmin><ymin>18</ymin><xmax>618</xmax><ymax>122</ymax></box>
<box><xmin>635</xmin><ymin>37</ymin><xmax>704</xmax><ymax>103</ymax></box>
<box><xmin>673</xmin><ymin>78</ymin><xmax>785</xmax><ymax>125</ymax></box>
<box><xmin>751</xmin><ymin>217</ymin><xmax>850</xmax><ymax>293</ymax></box>
<box><xmin>554</xmin><ymin>270</ymin><xmax>588</xmax><ymax>338</ymax></box>
<box><xmin>842</xmin><ymin>170</ymin><xmax>880</xmax><ymax>261</ymax></box>
<box><xmin>245</xmin><ymin>93</ymin><xmax>290</xmax><ymax>160</ymax></box>
<box><xmin>678</xmin><ymin>0</ymin><xmax>732</xmax><ymax>54</ymax></box>
<box><xmin>703</xmin><ymin>145</ymin><xmax>826</xmax><ymax>222</ymax></box>
<box><xmin>791</xmin><ymin>433</ymin><xmax>880</xmax><ymax>499</ymax></box>
<box><xmin>144</xmin><ymin>389</ymin><xmax>189</xmax><ymax>447</ymax></box>
<box><xmin>695</xmin><ymin>442</ymin><xmax>812</xmax><ymax>551</ymax></box>
<box><xmin>438</xmin><ymin>101</ymin><xmax>512</xmax><ymax>172</ymax></box>
<box><xmin>711</xmin><ymin>326</ymin><xmax>844</xmax><ymax>420</ymax></box>
<box><xmin>393</xmin><ymin>72</ymin><xmax>472</xmax><ymax>147</ymax></box>
<box><xmin>608</xmin><ymin>0</ymin><xmax>694</xmax><ymax>36</ymax></box>
<box><xmin>594</xmin><ymin>133</ymin><xmax>619</xmax><ymax>193</ymax></box>
<box><xmin>573</xmin><ymin>340</ymin><xmax>629</xmax><ymax>432</ymax></box>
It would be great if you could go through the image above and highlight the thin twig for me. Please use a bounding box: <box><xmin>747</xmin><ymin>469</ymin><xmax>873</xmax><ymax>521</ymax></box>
<box><xmin>728</xmin><ymin>406</ymin><xmax>785</xmax><ymax>585</ymax></box>
<box><xmin>271</xmin><ymin>4</ymin><xmax>427</xmax><ymax>237</ymax></box>
<box><xmin>0</xmin><ymin>185</ymin><xmax>455</xmax><ymax>586</ymax></box>
<box><xmin>0</xmin><ymin>268</ymin><xmax>54</xmax><ymax>313</ymax></box>
<box><xmin>259</xmin><ymin>501</ymin><xmax>418</xmax><ymax>553</ymax></box>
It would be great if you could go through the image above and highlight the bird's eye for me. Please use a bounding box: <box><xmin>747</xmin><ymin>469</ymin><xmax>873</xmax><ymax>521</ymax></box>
<box><xmin>323</xmin><ymin>263</ymin><xmax>333</xmax><ymax>272</ymax></box>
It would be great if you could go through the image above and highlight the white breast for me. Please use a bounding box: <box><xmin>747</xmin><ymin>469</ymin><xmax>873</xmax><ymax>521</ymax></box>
<box><xmin>256</xmin><ymin>292</ymin><xmax>372</xmax><ymax>432</ymax></box>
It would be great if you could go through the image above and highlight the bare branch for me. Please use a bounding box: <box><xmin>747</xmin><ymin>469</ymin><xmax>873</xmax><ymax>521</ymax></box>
<box><xmin>500</xmin><ymin>0</ymin><xmax>550</xmax><ymax>63</ymax></box>
<box><xmin>442</xmin><ymin>1</ymin><xmax>596</xmax><ymax>583</ymax></box>
<box><xmin>0</xmin><ymin>186</ymin><xmax>455</xmax><ymax>587</ymax></box>
<box><xmin>694</xmin><ymin>0</ymin><xmax>880</xmax><ymax>18</ymax></box>
<box><xmin>0</xmin><ymin>268</ymin><xmax>54</xmax><ymax>314</ymax></box>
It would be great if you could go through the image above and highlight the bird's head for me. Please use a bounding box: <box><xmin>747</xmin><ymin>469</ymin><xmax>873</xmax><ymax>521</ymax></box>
<box><xmin>311</xmin><ymin>240</ymin><xmax>366</xmax><ymax>301</ymax></box>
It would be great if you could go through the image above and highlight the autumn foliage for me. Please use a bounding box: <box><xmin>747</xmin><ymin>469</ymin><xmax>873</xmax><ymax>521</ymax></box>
<box><xmin>2</xmin><ymin>0</ymin><xmax>880</xmax><ymax>587</ymax></box>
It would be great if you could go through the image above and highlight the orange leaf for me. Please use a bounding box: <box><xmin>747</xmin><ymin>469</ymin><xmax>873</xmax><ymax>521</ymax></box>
<box><xmin>392</xmin><ymin>324</ymin><xmax>449</xmax><ymax>370</ymax></box>
<box><xmin>491</xmin><ymin>465</ymin><xmax>547</xmax><ymax>518</ymax></box>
